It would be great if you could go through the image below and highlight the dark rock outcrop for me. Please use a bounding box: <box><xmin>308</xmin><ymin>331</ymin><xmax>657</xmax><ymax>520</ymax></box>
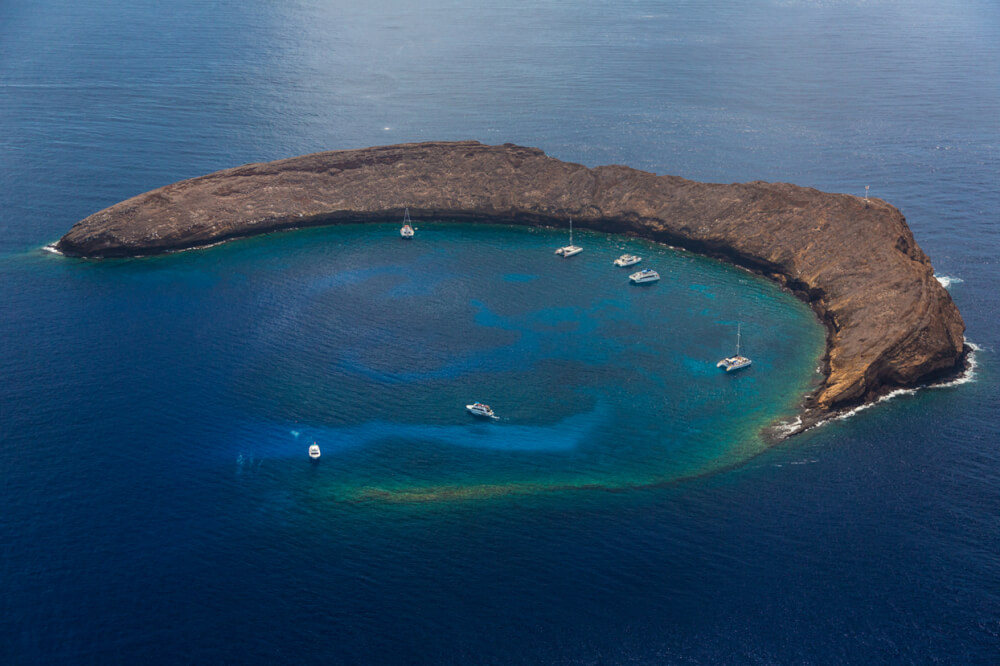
<box><xmin>57</xmin><ymin>141</ymin><xmax>966</xmax><ymax>428</ymax></box>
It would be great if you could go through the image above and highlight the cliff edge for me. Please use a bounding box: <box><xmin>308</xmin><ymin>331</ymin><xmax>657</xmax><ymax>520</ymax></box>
<box><xmin>56</xmin><ymin>141</ymin><xmax>966</xmax><ymax>427</ymax></box>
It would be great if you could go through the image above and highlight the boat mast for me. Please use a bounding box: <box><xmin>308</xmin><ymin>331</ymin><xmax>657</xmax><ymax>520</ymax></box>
<box><xmin>569</xmin><ymin>217</ymin><xmax>573</xmax><ymax>246</ymax></box>
<box><xmin>736</xmin><ymin>323</ymin><xmax>742</xmax><ymax>356</ymax></box>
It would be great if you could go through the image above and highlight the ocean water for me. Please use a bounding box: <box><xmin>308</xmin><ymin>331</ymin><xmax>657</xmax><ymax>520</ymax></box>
<box><xmin>1</xmin><ymin>0</ymin><xmax>998</xmax><ymax>663</ymax></box>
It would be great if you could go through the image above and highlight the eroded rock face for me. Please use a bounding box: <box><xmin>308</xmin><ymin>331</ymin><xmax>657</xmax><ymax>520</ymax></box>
<box><xmin>57</xmin><ymin>141</ymin><xmax>966</xmax><ymax>424</ymax></box>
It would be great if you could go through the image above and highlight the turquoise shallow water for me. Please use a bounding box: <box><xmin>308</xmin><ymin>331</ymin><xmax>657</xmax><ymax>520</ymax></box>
<box><xmin>102</xmin><ymin>222</ymin><xmax>824</xmax><ymax>502</ymax></box>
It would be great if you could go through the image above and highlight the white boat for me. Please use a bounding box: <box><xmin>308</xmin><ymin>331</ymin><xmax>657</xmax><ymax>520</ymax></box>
<box><xmin>554</xmin><ymin>218</ymin><xmax>582</xmax><ymax>257</ymax></box>
<box><xmin>308</xmin><ymin>442</ymin><xmax>321</xmax><ymax>459</ymax></box>
<box><xmin>629</xmin><ymin>268</ymin><xmax>660</xmax><ymax>284</ymax></box>
<box><xmin>400</xmin><ymin>207</ymin><xmax>414</xmax><ymax>238</ymax></box>
<box><xmin>717</xmin><ymin>323</ymin><xmax>752</xmax><ymax>372</ymax></box>
<box><xmin>466</xmin><ymin>402</ymin><xmax>497</xmax><ymax>419</ymax></box>
<box><xmin>614</xmin><ymin>254</ymin><xmax>642</xmax><ymax>267</ymax></box>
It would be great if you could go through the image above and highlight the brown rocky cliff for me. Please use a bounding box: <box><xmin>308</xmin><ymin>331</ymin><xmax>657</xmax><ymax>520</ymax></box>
<box><xmin>57</xmin><ymin>141</ymin><xmax>966</xmax><ymax>422</ymax></box>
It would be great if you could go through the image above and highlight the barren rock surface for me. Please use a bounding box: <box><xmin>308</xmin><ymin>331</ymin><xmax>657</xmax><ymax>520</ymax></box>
<box><xmin>57</xmin><ymin>141</ymin><xmax>966</xmax><ymax>427</ymax></box>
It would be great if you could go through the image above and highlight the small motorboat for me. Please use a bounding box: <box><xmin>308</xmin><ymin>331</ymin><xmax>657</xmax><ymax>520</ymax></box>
<box><xmin>614</xmin><ymin>254</ymin><xmax>641</xmax><ymax>267</ymax></box>
<box><xmin>308</xmin><ymin>442</ymin><xmax>321</xmax><ymax>459</ymax></box>
<box><xmin>466</xmin><ymin>402</ymin><xmax>497</xmax><ymax>419</ymax></box>
<box><xmin>629</xmin><ymin>269</ymin><xmax>660</xmax><ymax>284</ymax></box>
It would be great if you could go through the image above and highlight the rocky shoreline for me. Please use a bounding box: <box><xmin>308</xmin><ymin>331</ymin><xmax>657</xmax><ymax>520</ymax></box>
<box><xmin>56</xmin><ymin>141</ymin><xmax>967</xmax><ymax>430</ymax></box>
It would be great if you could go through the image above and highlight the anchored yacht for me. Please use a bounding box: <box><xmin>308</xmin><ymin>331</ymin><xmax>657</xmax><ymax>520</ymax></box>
<box><xmin>466</xmin><ymin>402</ymin><xmax>497</xmax><ymax>419</ymax></box>
<box><xmin>717</xmin><ymin>323</ymin><xmax>752</xmax><ymax>372</ymax></box>
<box><xmin>555</xmin><ymin>218</ymin><xmax>582</xmax><ymax>257</ymax></box>
<box><xmin>308</xmin><ymin>442</ymin><xmax>321</xmax><ymax>459</ymax></box>
<box><xmin>614</xmin><ymin>254</ymin><xmax>642</xmax><ymax>267</ymax></box>
<box><xmin>400</xmin><ymin>207</ymin><xmax>414</xmax><ymax>238</ymax></box>
<box><xmin>629</xmin><ymin>268</ymin><xmax>660</xmax><ymax>284</ymax></box>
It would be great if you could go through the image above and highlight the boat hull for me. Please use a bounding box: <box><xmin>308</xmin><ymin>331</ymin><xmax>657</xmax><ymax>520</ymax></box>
<box><xmin>466</xmin><ymin>404</ymin><xmax>496</xmax><ymax>419</ymax></box>
<box><xmin>717</xmin><ymin>356</ymin><xmax>752</xmax><ymax>372</ymax></box>
<box><xmin>629</xmin><ymin>270</ymin><xmax>660</xmax><ymax>284</ymax></box>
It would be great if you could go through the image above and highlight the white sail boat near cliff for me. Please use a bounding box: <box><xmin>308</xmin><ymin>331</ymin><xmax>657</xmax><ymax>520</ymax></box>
<box><xmin>717</xmin><ymin>323</ymin><xmax>752</xmax><ymax>372</ymax></box>
<box><xmin>400</xmin><ymin>207</ymin><xmax>414</xmax><ymax>238</ymax></box>
<box><xmin>554</xmin><ymin>218</ymin><xmax>582</xmax><ymax>257</ymax></box>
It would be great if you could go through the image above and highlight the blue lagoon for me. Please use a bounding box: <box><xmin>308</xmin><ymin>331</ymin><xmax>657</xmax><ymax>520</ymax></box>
<box><xmin>2</xmin><ymin>0</ymin><xmax>997</xmax><ymax>662</ymax></box>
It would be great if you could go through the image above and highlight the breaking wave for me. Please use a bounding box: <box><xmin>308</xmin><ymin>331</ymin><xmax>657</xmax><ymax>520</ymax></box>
<box><xmin>810</xmin><ymin>341</ymin><xmax>979</xmax><ymax>431</ymax></box>
<box><xmin>935</xmin><ymin>274</ymin><xmax>963</xmax><ymax>289</ymax></box>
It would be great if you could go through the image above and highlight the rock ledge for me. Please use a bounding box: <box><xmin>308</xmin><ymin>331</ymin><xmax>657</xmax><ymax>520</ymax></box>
<box><xmin>57</xmin><ymin>141</ymin><xmax>967</xmax><ymax>431</ymax></box>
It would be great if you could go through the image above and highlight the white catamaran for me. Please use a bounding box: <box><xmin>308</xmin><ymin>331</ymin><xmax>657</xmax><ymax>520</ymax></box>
<box><xmin>717</xmin><ymin>323</ymin><xmax>752</xmax><ymax>372</ymax></box>
<box><xmin>554</xmin><ymin>218</ymin><xmax>582</xmax><ymax>257</ymax></box>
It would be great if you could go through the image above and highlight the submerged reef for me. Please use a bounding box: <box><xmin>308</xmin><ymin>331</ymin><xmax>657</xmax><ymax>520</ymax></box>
<box><xmin>57</xmin><ymin>141</ymin><xmax>966</xmax><ymax>429</ymax></box>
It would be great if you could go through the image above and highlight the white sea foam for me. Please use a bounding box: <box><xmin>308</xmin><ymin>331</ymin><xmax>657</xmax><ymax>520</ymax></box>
<box><xmin>773</xmin><ymin>415</ymin><xmax>804</xmax><ymax>438</ymax></box>
<box><xmin>935</xmin><ymin>274</ymin><xmax>963</xmax><ymax>289</ymax></box>
<box><xmin>41</xmin><ymin>243</ymin><xmax>64</xmax><ymax>256</ymax></box>
<box><xmin>934</xmin><ymin>341</ymin><xmax>980</xmax><ymax>388</ymax></box>
<box><xmin>830</xmin><ymin>387</ymin><xmax>918</xmax><ymax>424</ymax></box>
<box><xmin>806</xmin><ymin>340</ymin><xmax>979</xmax><ymax>432</ymax></box>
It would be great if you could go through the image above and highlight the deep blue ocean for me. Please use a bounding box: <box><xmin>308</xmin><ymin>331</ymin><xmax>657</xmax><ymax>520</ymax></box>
<box><xmin>2</xmin><ymin>0</ymin><xmax>998</xmax><ymax>662</ymax></box>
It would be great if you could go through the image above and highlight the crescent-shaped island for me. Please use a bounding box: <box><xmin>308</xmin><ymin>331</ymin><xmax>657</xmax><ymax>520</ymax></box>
<box><xmin>56</xmin><ymin>141</ymin><xmax>967</xmax><ymax>433</ymax></box>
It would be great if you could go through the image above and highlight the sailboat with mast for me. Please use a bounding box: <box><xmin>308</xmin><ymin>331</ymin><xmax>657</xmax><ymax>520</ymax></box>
<box><xmin>717</xmin><ymin>323</ymin><xmax>752</xmax><ymax>372</ymax></box>
<box><xmin>400</xmin><ymin>207</ymin><xmax>414</xmax><ymax>238</ymax></box>
<box><xmin>554</xmin><ymin>218</ymin><xmax>582</xmax><ymax>257</ymax></box>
